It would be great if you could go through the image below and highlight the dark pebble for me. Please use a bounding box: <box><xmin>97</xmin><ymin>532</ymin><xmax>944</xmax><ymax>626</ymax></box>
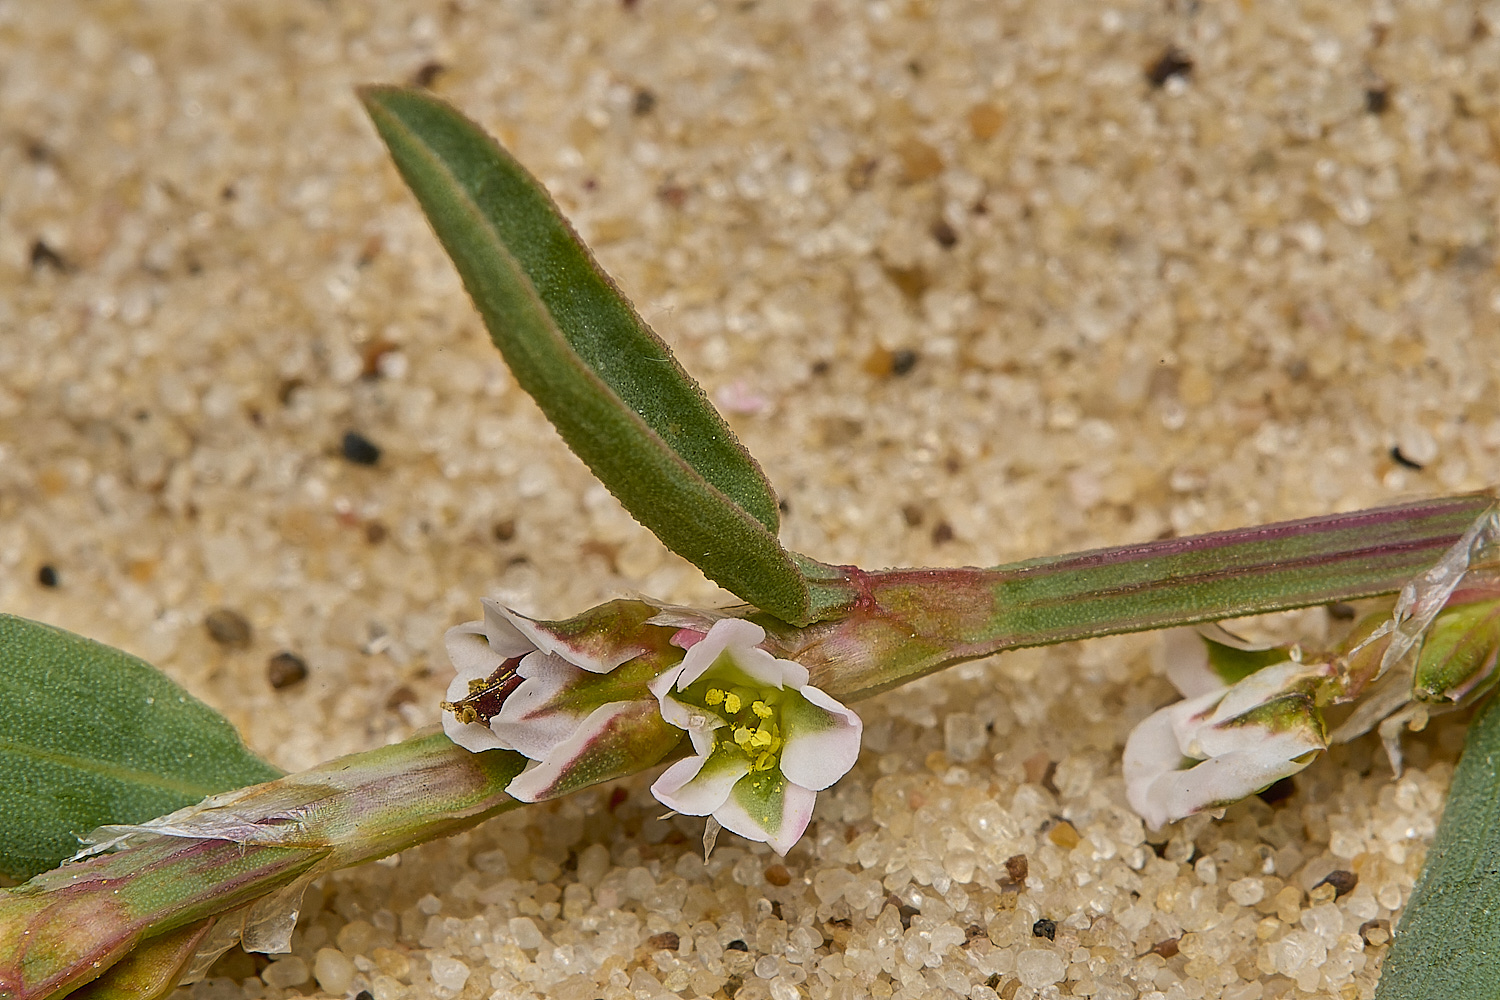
<box><xmin>267</xmin><ymin>651</ymin><xmax>308</xmax><ymax>689</ymax></box>
<box><xmin>1314</xmin><ymin>869</ymin><xmax>1359</xmax><ymax>898</ymax></box>
<box><xmin>891</xmin><ymin>349</ymin><xmax>919</xmax><ymax>375</ymax></box>
<box><xmin>1365</xmin><ymin>87</ymin><xmax>1390</xmax><ymax>114</ymax></box>
<box><xmin>36</xmin><ymin>565</ymin><xmax>59</xmax><ymax>588</ymax></box>
<box><xmin>341</xmin><ymin>430</ymin><xmax>382</xmax><ymax>466</ymax></box>
<box><xmin>931</xmin><ymin>219</ymin><xmax>958</xmax><ymax>248</ymax></box>
<box><xmin>205</xmin><ymin>608</ymin><xmax>253</xmax><ymax>649</ymax></box>
<box><xmin>1146</xmin><ymin>46</ymin><xmax>1193</xmax><ymax>87</ymax></box>
<box><xmin>1032</xmin><ymin>918</ymin><xmax>1057</xmax><ymax>941</ymax></box>
<box><xmin>1004</xmin><ymin>853</ymin><xmax>1029</xmax><ymax>883</ymax></box>
<box><xmin>647</xmin><ymin>932</ymin><xmax>680</xmax><ymax>951</ymax></box>
<box><xmin>765</xmin><ymin>864</ymin><xmax>791</xmax><ymax>886</ymax></box>
<box><xmin>1390</xmin><ymin>445</ymin><xmax>1424</xmax><ymax>470</ymax></box>
<box><xmin>726</xmin><ymin>939</ymin><xmax>748</xmax><ymax>951</ymax></box>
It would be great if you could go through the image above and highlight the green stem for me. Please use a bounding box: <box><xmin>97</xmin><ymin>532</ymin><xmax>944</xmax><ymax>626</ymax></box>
<box><xmin>0</xmin><ymin>734</ymin><xmax>526</xmax><ymax>1000</ymax></box>
<box><xmin>781</xmin><ymin>494</ymin><xmax>1497</xmax><ymax>701</ymax></box>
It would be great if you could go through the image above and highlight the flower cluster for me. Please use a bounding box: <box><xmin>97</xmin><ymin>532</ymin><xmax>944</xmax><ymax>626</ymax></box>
<box><xmin>441</xmin><ymin>601</ymin><xmax>862</xmax><ymax>854</ymax></box>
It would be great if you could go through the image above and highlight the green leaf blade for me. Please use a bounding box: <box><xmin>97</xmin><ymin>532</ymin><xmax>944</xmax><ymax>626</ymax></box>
<box><xmin>1374</xmin><ymin>694</ymin><xmax>1500</xmax><ymax>1000</ymax></box>
<box><xmin>0</xmin><ymin>615</ymin><xmax>283</xmax><ymax>881</ymax></box>
<box><xmin>357</xmin><ymin>85</ymin><xmax>829</xmax><ymax>622</ymax></box>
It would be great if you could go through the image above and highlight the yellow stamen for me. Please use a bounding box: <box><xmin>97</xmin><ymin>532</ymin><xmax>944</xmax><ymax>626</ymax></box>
<box><xmin>733</xmin><ymin>726</ymin><xmax>754</xmax><ymax>747</ymax></box>
<box><xmin>705</xmin><ymin>688</ymin><xmax>725</xmax><ymax>706</ymax></box>
<box><xmin>754</xmin><ymin>751</ymin><xmax>776</xmax><ymax>771</ymax></box>
<box><xmin>723</xmin><ymin>692</ymin><xmax>742</xmax><ymax>714</ymax></box>
<box><xmin>752</xmin><ymin>700</ymin><xmax>773</xmax><ymax>719</ymax></box>
<box><xmin>468</xmin><ymin>679</ymin><xmax>490</xmax><ymax>696</ymax></box>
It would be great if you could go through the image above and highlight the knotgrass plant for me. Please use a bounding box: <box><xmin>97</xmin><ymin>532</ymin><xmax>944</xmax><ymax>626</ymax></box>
<box><xmin>1</xmin><ymin>87</ymin><xmax>1495</xmax><ymax>1000</ymax></box>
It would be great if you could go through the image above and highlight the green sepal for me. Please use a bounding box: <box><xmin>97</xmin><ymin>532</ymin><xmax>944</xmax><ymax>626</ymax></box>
<box><xmin>1203</xmin><ymin>637</ymin><xmax>1294</xmax><ymax>686</ymax></box>
<box><xmin>1412</xmin><ymin>597</ymin><xmax>1500</xmax><ymax>704</ymax></box>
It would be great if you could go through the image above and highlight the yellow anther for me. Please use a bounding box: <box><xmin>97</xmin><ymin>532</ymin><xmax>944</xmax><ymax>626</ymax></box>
<box><xmin>754</xmin><ymin>751</ymin><xmax>776</xmax><ymax>771</ymax></box>
<box><xmin>750</xmin><ymin>729</ymin><xmax>773</xmax><ymax>748</ymax></box>
<box><xmin>733</xmin><ymin>726</ymin><xmax>754</xmax><ymax>747</ymax></box>
<box><xmin>752</xmin><ymin>700</ymin><xmax>773</xmax><ymax>719</ymax></box>
<box><xmin>705</xmin><ymin>688</ymin><xmax>725</xmax><ymax>706</ymax></box>
<box><xmin>723</xmin><ymin>692</ymin><xmax>743</xmax><ymax>714</ymax></box>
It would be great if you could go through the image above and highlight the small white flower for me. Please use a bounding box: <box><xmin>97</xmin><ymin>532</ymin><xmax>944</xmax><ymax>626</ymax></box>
<box><xmin>441</xmin><ymin>598</ymin><xmax>680</xmax><ymax>801</ymax></box>
<box><xmin>1125</xmin><ymin>638</ymin><xmax>1331</xmax><ymax>830</ymax></box>
<box><xmin>648</xmin><ymin>618</ymin><xmax>862</xmax><ymax>855</ymax></box>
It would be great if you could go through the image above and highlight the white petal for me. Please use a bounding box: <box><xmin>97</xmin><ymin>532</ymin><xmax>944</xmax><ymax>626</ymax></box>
<box><xmin>444</xmin><ymin>623</ymin><xmax>509</xmax><ymax>683</ymax></box>
<box><xmin>442</xmin><ymin>710</ymin><xmax>511</xmax><ymax>754</ymax></box>
<box><xmin>1122</xmin><ymin>704</ymin><xmax>1188</xmax><ymax>829</ymax></box>
<box><xmin>1135</xmin><ymin>733</ymin><xmax>1321</xmax><ymax>828</ymax></box>
<box><xmin>476</xmin><ymin>599</ymin><xmax>539</xmax><ymax>657</ymax></box>
<box><xmin>651</xmin><ymin>754</ymin><xmax>749</xmax><ymax>816</ymax></box>
<box><xmin>779</xmin><ymin>686</ymin><xmax>862</xmax><ymax>791</ymax></box>
<box><xmin>1158</xmin><ymin>628</ymin><xmax>1227</xmax><ymax>699</ymax></box>
<box><xmin>505</xmin><ymin>701</ymin><xmax>635</xmax><ymax>801</ymax></box>
<box><xmin>676</xmin><ymin>619</ymin><xmax>774</xmax><ymax>688</ymax></box>
<box><xmin>492</xmin><ymin>652</ymin><xmax>589</xmax><ymax>760</ymax></box>
<box><xmin>649</xmin><ymin>665</ymin><xmax>691</xmax><ymax>717</ymax></box>
<box><xmin>713</xmin><ymin>778</ymin><xmax>817</xmax><ymax>856</ymax></box>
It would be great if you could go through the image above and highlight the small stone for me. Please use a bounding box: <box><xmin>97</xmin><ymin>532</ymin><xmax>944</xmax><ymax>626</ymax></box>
<box><xmin>1149</xmin><ymin>937</ymin><xmax>1180</xmax><ymax>959</ymax></box>
<box><xmin>1015</xmin><ymin>948</ymin><xmax>1065</xmax><ymax>988</ymax></box>
<box><xmin>341</xmin><ymin>430</ymin><xmax>382</xmax><ymax>466</ymax></box>
<box><xmin>1004</xmin><ymin>854</ymin><xmax>1029</xmax><ymax>883</ymax></box>
<box><xmin>890</xmin><ymin>348</ymin><xmax>919</xmax><ymax>376</ymax></box>
<box><xmin>967</xmin><ymin>102</ymin><xmax>1005</xmax><ymax>140</ymax></box>
<box><xmin>764</xmin><ymin>864</ymin><xmax>791</xmax><ymax>887</ymax></box>
<box><xmin>648</xmin><ymin>932</ymin><xmax>680</xmax><ymax>951</ymax></box>
<box><xmin>1146</xmin><ymin>46</ymin><xmax>1193</xmax><ymax>87</ymax></box>
<box><xmin>266</xmin><ymin>651</ymin><xmax>308</xmax><ymax>689</ymax></box>
<box><xmin>508</xmin><ymin>916</ymin><xmax>543</xmax><ymax>950</ymax></box>
<box><xmin>726</xmin><ymin>939</ymin><xmax>749</xmax><ymax>951</ymax></box>
<box><xmin>205</xmin><ymin>608</ymin><xmax>252</xmax><ymax>649</ymax></box>
<box><xmin>1031</xmin><ymin>918</ymin><xmax>1056</xmax><ymax>941</ymax></box>
<box><xmin>314</xmin><ymin>948</ymin><xmax>355</xmax><ymax>995</ymax></box>
<box><xmin>1314</xmin><ymin>869</ymin><xmax>1358</xmax><ymax>898</ymax></box>
<box><xmin>896</xmin><ymin>138</ymin><xmax>943</xmax><ymax>182</ymax></box>
<box><xmin>261</xmin><ymin>956</ymin><xmax>310</xmax><ymax>989</ymax></box>
<box><xmin>1228</xmin><ymin>876</ymin><xmax>1265</xmax><ymax>906</ymax></box>
<box><xmin>1047</xmin><ymin>821</ymin><xmax>1080</xmax><ymax>850</ymax></box>
<box><xmin>36</xmin><ymin>565</ymin><xmax>58</xmax><ymax>587</ymax></box>
<box><xmin>428</xmin><ymin>954</ymin><xmax>470</xmax><ymax>992</ymax></box>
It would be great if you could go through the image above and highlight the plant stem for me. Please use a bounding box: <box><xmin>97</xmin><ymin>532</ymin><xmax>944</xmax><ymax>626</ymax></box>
<box><xmin>4</xmin><ymin>493</ymin><xmax>1493</xmax><ymax>1000</ymax></box>
<box><xmin>777</xmin><ymin>494</ymin><xmax>1497</xmax><ymax>701</ymax></box>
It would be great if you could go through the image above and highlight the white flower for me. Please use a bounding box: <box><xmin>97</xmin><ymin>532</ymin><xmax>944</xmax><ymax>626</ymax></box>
<box><xmin>442</xmin><ymin>598</ymin><xmax>680</xmax><ymax>801</ymax></box>
<box><xmin>1125</xmin><ymin>632</ymin><xmax>1331</xmax><ymax>829</ymax></box>
<box><xmin>647</xmin><ymin>618</ymin><xmax>862</xmax><ymax>855</ymax></box>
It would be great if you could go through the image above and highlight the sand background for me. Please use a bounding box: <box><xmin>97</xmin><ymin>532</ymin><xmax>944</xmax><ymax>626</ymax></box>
<box><xmin>4</xmin><ymin>2</ymin><xmax>1500</xmax><ymax>998</ymax></box>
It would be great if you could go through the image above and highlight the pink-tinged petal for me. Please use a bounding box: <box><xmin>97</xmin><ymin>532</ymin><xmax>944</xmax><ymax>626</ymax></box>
<box><xmin>492</xmin><ymin>652</ymin><xmax>590</xmax><ymax>760</ymax></box>
<box><xmin>779</xmin><ymin>686</ymin><xmax>862</xmax><ymax>791</ymax></box>
<box><xmin>672</xmin><ymin>628</ymin><xmax>707</xmax><ymax>649</ymax></box>
<box><xmin>444</xmin><ymin>622</ymin><xmax>509</xmax><ymax>683</ymax></box>
<box><xmin>651</xmin><ymin>748</ymin><xmax>750</xmax><ymax>816</ymax></box>
<box><xmin>676</xmin><ymin>619</ymin><xmax>778</xmax><ymax>688</ymax></box>
<box><xmin>507</xmin><ymin>700</ymin><xmax>681</xmax><ymax>801</ymax></box>
<box><xmin>485</xmin><ymin>598</ymin><xmax>639</xmax><ymax>672</ymax></box>
<box><xmin>713</xmin><ymin>773</ymin><xmax>817</xmax><ymax>856</ymax></box>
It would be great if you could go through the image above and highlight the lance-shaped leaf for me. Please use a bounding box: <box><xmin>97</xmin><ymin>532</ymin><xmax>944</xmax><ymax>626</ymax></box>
<box><xmin>358</xmin><ymin>86</ymin><xmax>851</xmax><ymax>625</ymax></box>
<box><xmin>0</xmin><ymin>615</ymin><xmax>283</xmax><ymax>882</ymax></box>
<box><xmin>1375</xmin><ymin>694</ymin><xmax>1500</xmax><ymax>1000</ymax></box>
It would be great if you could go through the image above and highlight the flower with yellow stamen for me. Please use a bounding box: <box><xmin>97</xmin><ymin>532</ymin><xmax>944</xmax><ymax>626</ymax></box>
<box><xmin>648</xmin><ymin>618</ymin><xmax>863</xmax><ymax>855</ymax></box>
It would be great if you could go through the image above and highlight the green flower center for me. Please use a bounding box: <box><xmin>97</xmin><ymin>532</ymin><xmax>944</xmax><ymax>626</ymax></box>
<box><xmin>691</xmin><ymin>683</ymin><xmax>786</xmax><ymax>772</ymax></box>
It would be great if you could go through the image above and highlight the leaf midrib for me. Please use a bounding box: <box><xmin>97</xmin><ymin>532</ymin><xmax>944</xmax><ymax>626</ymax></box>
<box><xmin>0</xmin><ymin>736</ymin><xmax>242</xmax><ymax>799</ymax></box>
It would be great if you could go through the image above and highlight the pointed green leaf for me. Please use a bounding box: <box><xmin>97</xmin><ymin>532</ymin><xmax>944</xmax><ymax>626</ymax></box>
<box><xmin>358</xmin><ymin>86</ymin><xmax>843</xmax><ymax>624</ymax></box>
<box><xmin>1374</xmin><ymin>694</ymin><xmax>1500</xmax><ymax>1000</ymax></box>
<box><xmin>0</xmin><ymin>615</ymin><xmax>283</xmax><ymax>881</ymax></box>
